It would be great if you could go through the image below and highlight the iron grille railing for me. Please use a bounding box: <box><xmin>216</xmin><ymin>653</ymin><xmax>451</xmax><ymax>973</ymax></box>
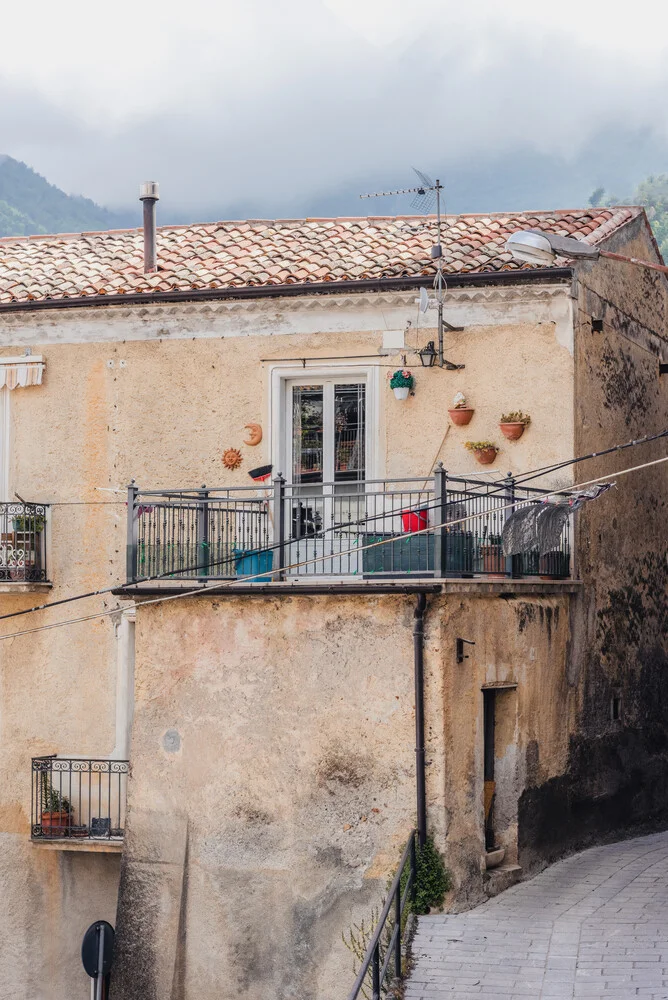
<box><xmin>347</xmin><ymin>830</ymin><xmax>417</xmax><ymax>1000</ymax></box>
<box><xmin>31</xmin><ymin>756</ymin><xmax>129</xmax><ymax>841</ymax></box>
<box><xmin>0</xmin><ymin>503</ymin><xmax>48</xmax><ymax>582</ymax></box>
<box><xmin>125</xmin><ymin>470</ymin><xmax>571</xmax><ymax>583</ymax></box>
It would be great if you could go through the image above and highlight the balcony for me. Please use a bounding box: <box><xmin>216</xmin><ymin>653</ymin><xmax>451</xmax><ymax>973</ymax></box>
<box><xmin>0</xmin><ymin>502</ymin><xmax>50</xmax><ymax>590</ymax></box>
<box><xmin>31</xmin><ymin>756</ymin><xmax>129</xmax><ymax>851</ymax></box>
<box><xmin>124</xmin><ymin>472</ymin><xmax>571</xmax><ymax>586</ymax></box>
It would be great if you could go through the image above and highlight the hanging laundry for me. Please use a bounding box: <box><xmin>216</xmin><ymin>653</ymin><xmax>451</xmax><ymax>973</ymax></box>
<box><xmin>502</xmin><ymin>482</ymin><xmax>615</xmax><ymax>556</ymax></box>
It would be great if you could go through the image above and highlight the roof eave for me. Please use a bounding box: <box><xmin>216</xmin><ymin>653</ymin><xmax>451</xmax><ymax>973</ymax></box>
<box><xmin>0</xmin><ymin>267</ymin><xmax>574</xmax><ymax>315</ymax></box>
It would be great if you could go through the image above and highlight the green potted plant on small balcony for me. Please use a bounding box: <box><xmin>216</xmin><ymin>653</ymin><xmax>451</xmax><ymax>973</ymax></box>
<box><xmin>465</xmin><ymin>441</ymin><xmax>499</xmax><ymax>465</ymax></box>
<box><xmin>12</xmin><ymin>514</ymin><xmax>46</xmax><ymax>533</ymax></box>
<box><xmin>499</xmin><ymin>411</ymin><xmax>531</xmax><ymax>441</ymax></box>
<box><xmin>10</xmin><ymin>513</ymin><xmax>45</xmax><ymax>580</ymax></box>
<box><xmin>40</xmin><ymin>775</ymin><xmax>72</xmax><ymax>837</ymax></box>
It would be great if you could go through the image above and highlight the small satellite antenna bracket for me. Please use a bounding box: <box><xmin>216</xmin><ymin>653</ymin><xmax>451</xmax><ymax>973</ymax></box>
<box><xmin>361</xmin><ymin>169</ymin><xmax>463</xmax><ymax>369</ymax></box>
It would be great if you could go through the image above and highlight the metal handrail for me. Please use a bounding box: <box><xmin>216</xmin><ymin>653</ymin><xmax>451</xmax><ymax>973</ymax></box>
<box><xmin>347</xmin><ymin>830</ymin><xmax>417</xmax><ymax>1000</ymax></box>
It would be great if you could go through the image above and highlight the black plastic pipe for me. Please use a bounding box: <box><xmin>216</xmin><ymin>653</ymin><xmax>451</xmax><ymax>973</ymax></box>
<box><xmin>414</xmin><ymin>593</ymin><xmax>428</xmax><ymax>848</ymax></box>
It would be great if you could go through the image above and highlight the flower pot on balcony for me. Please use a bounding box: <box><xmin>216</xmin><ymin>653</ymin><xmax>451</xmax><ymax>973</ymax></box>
<box><xmin>40</xmin><ymin>810</ymin><xmax>71</xmax><ymax>836</ymax></box>
<box><xmin>539</xmin><ymin>551</ymin><xmax>570</xmax><ymax>579</ymax></box>
<box><xmin>448</xmin><ymin>407</ymin><xmax>474</xmax><ymax>426</ymax></box>
<box><xmin>499</xmin><ymin>422</ymin><xmax>526</xmax><ymax>441</ymax></box>
<box><xmin>481</xmin><ymin>543</ymin><xmax>505</xmax><ymax>575</ymax></box>
<box><xmin>401</xmin><ymin>508</ymin><xmax>428</xmax><ymax>533</ymax></box>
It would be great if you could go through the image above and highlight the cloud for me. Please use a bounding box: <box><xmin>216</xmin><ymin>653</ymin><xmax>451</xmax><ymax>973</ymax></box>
<box><xmin>2</xmin><ymin>0</ymin><xmax>668</xmax><ymax>218</ymax></box>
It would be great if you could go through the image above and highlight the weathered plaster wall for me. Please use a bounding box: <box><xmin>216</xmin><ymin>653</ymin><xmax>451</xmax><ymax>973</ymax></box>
<box><xmin>112</xmin><ymin>595</ymin><xmax>438</xmax><ymax>1000</ymax></box>
<box><xmin>110</xmin><ymin>589</ymin><xmax>574</xmax><ymax>999</ymax></box>
<box><xmin>518</xmin><ymin>217</ymin><xmax>668</xmax><ymax>865</ymax></box>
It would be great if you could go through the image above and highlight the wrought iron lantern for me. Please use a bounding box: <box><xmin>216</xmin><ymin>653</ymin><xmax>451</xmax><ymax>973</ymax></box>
<box><xmin>418</xmin><ymin>340</ymin><xmax>437</xmax><ymax>367</ymax></box>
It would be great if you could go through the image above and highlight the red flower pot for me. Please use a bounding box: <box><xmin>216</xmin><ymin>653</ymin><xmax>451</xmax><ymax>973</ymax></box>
<box><xmin>499</xmin><ymin>422</ymin><xmax>526</xmax><ymax>441</ymax></box>
<box><xmin>401</xmin><ymin>509</ymin><xmax>428</xmax><ymax>532</ymax></box>
<box><xmin>448</xmin><ymin>408</ymin><xmax>474</xmax><ymax>426</ymax></box>
<box><xmin>473</xmin><ymin>447</ymin><xmax>498</xmax><ymax>465</ymax></box>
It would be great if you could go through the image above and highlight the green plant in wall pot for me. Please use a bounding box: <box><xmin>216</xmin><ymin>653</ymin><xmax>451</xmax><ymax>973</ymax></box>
<box><xmin>389</xmin><ymin>369</ymin><xmax>415</xmax><ymax>401</ymax></box>
<box><xmin>499</xmin><ymin>411</ymin><xmax>531</xmax><ymax>441</ymax></box>
<box><xmin>465</xmin><ymin>441</ymin><xmax>499</xmax><ymax>466</ymax></box>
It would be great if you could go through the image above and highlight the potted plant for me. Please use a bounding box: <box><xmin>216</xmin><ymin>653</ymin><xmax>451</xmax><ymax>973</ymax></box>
<box><xmin>448</xmin><ymin>391</ymin><xmax>474</xmax><ymax>426</ymax></box>
<box><xmin>499</xmin><ymin>411</ymin><xmax>531</xmax><ymax>441</ymax></box>
<box><xmin>465</xmin><ymin>441</ymin><xmax>499</xmax><ymax>465</ymax></box>
<box><xmin>480</xmin><ymin>532</ymin><xmax>504</xmax><ymax>574</ymax></box>
<box><xmin>40</xmin><ymin>775</ymin><xmax>72</xmax><ymax>836</ymax></box>
<box><xmin>388</xmin><ymin>369</ymin><xmax>414</xmax><ymax>400</ymax></box>
<box><xmin>12</xmin><ymin>514</ymin><xmax>45</xmax><ymax>533</ymax></box>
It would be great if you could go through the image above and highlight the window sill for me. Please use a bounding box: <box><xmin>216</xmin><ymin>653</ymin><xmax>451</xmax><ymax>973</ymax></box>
<box><xmin>0</xmin><ymin>581</ymin><xmax>52</xmax><ymax>594</ymax></box>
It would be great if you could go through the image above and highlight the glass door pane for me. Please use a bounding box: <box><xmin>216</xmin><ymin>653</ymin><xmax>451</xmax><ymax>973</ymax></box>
<box><xmin>292</xmin><ymin>386</ymin><xmax>323</xmax><ymax>486</ymax></box>
<box><xmin>334</xmin><ymin>384</ymin><xmax>365</xmax><ymax>487</ymax></box>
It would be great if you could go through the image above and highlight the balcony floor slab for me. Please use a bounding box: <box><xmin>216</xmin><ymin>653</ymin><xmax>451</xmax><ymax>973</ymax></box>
<box><xmin>114</xmin><ymin>578</ymin><xmax>583</xmax><ymax>598</ymax></box>
<box><xmin>31</xmin><ymin>838</ymin><xmax>123</xmax><ymax>853</ymax></box>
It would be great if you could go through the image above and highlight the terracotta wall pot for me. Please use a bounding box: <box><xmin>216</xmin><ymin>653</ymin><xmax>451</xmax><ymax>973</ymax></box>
<box><xmin>473</xmin><ymin>447</ymin><xmax>498</xmax><ymax>465</ymax></box>
<box><xmin>448</xmin><ymin>407</ymin><xmax>474</xmax><ymax>426</ymax></box>
<box><xmin>500</xmin><ymin>422</ymin><xmax>526</xmax><ymax>441</ymax></box>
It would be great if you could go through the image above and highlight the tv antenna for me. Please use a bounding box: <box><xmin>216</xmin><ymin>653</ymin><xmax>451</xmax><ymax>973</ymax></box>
<box><xmin>360</xmin><ymin>168</ymin><xmax>464</xmax><ymax>370</ymax></box>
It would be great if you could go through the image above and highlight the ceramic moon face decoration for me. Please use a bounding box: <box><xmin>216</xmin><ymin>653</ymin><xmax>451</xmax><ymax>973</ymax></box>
<box><xmin>244</xmin><ymin>423</ymin><xmax>262</xmax><ymax>446</ymax></box>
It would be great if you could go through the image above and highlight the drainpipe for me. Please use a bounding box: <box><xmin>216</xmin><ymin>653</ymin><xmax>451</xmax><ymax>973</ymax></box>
<box><xmin>414</xmin><ymin>593</ymin><xmax>427</xmax><ymax>848</ymax></box>
<box><xmin>139</xmin><ymin>181</ymin><xmax>159</xmax><ymax>273</ymax></box>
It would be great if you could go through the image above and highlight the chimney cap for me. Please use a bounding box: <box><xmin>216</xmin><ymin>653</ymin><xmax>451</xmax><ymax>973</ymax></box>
<box><xmin>139</xmin><ymin>181</ymin><xmax>159</xmax><ymax>202</ymax></box>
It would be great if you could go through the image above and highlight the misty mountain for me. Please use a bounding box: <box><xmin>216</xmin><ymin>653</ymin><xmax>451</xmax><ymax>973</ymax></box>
<box><xmin>0</xmin><ymin>156</ymin><xmax>134</xmax><ymax>238</ymax></box>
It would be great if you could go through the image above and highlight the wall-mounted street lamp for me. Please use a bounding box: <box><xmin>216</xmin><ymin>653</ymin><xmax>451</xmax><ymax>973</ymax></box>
<box><xmin>418</xmin><ymin>340</ymin><xmax>438</xmax><ymax>368</ymax></box>
<box><xmin>506</xmin><ymin>229</ymin><xmax>668</xmax><ymax>276</ymax></box>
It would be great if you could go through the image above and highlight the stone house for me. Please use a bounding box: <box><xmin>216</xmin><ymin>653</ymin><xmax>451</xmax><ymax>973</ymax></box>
<box><xmin>0</xmin><ymin>204</ymin><xmax>666</xmax><ymax>1000</ymax></box>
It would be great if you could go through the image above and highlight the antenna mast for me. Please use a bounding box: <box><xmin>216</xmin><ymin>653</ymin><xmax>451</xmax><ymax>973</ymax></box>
<box><xmin>360</xmin><ymin>170</ymin><xmax>463</xmax><ymax>369</ymax></box>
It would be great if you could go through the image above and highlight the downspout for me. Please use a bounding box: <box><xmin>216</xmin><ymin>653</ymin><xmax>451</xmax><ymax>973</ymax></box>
<box><xmin>413</xmin><ymin>593</ymin><xmax>427</xmax><ymax>848</ymax></box>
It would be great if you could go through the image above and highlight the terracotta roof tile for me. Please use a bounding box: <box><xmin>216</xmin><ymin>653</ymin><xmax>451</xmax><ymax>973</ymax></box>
<box><xmin>0</xmin><ymin>208</ymin><xmax>642</xmax><ymax>305</ymax></box>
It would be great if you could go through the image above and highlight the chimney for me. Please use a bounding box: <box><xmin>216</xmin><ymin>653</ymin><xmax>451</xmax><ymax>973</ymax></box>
<box><xmin>139</xmin><ymin>181</ymin><xmax>159</xmax><ymax>273</ymax></box>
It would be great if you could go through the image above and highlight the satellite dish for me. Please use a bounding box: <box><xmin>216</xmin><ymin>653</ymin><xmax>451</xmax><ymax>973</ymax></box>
<box><xmin>419</xmin><ymin>287</ymin><xmax>430</xmax><ymax>314</ymax></box>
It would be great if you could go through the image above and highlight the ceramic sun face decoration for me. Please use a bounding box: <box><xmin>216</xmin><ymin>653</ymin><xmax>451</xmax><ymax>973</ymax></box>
<box><xmin>243</xmin><ymin>423</ymin><xmax>262</xmax><ymax>446</ymax></box>
<box><xmin>222</xmin><ymin>448</ymin><xmax>243</xmax><ymax>470</ymax></box>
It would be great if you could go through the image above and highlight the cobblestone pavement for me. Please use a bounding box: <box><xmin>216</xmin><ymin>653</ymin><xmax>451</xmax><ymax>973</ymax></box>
<box><xmin>405</xmin><ymin>831</ymin><xmax>668</xmax><ymax>1000</ymax></box>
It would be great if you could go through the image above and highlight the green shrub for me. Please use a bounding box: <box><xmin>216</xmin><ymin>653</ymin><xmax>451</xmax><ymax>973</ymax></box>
<box><xmin>401</xmin><ymin>835</ymin><xmax>451</xmax><ymax>915</ymax></box>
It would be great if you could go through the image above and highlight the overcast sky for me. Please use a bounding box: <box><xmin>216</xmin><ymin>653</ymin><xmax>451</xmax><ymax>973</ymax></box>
<box><xmin>3</xmin><ymin>0</ymin><xmax>668</xmax><ymax>218</ymax></box>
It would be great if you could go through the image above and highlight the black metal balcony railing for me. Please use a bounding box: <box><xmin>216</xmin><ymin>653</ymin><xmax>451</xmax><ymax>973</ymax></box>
<box><xmin>31</xmin><ymin>756</ymin><xmax>129</xmax><ymax>841</ymax></box>
<box><xmin>125</xmin><ymin>469</ymin><xmax>571</xmax><ymax>584</ymax></box>
<box><xmin>0</xmin><ymin>503</ymin><xmax>48</xmax><ymax>582</ymax></box>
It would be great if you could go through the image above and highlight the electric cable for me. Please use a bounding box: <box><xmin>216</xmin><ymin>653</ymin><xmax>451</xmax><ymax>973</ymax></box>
<box><xmin>1</xmin><ymin>427</ymin><xmax>665</xmax><ymax>624</ymax></box>
<box><xmin>0</xmin><ymin>451</ymin><xmax>665</xmax><ymax>643</ymax></box>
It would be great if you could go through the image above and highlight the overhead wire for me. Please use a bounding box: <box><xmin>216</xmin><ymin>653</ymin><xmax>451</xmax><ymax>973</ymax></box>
<box><xmin>0</xmin><ymin>451</ymin><xmax>665</xmax><ymax>643</ymax></box>
<box><xmin>1</xmin><ymin>427</ymin><xmax>665</xmax><ymax>625</ymax></box>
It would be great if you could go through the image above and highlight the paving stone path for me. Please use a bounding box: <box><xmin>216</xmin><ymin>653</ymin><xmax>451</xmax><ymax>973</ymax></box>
<box><xmin>405</xmin><ymin>831</ymin><xmax>668</xmax><ymax>999</ymax></box>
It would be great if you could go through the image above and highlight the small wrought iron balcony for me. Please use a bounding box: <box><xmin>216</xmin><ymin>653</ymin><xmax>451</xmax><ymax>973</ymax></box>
<box><xmin>0</xmin><ymin>503</ymin><xmax>49</xmax><ymax>583</ymax></box>
<box><xmin>31</xmin><ymin>756</ymin><xmax>129</xmax><ymax>842</ymax></box>
<box><xmin>125</xmin><ymin>471</ymin><xmax>571</xmax><ymax>584</ymax></box>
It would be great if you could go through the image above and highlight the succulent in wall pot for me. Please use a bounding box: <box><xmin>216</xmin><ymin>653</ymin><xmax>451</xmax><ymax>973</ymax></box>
<box><xmin>499</xmin><ymin>411</ymin><xmax>531</xmax><ymax>441</ymax></box>
<box><xmin>389</xmin><ymin>369</ymin><xmax>414</xmax><ymax>400</ymax></box>
<box><xmin>448</xmin><ymin>391</ymin><xmax>474</xmax><ymax>426</ymax></box>
<box><xmin>465</xmin><ymin>441</ymin><xmax>499</xmax><ymax>465</ymax></box>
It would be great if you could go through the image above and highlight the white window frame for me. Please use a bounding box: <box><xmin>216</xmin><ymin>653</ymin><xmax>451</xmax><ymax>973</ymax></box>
<box><xmin>0</xmin><ymin>388</ymin><xmax>9</xmax><ymax>501</ymax></box>
<box><xmin>269</xmin><ymin>364</ymin><xmax>380</xmax><ymax>484</ymax></box>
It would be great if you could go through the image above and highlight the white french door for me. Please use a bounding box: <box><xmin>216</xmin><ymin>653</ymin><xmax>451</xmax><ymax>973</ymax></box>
<box><xmin>285</xmin><ymin>377</ymin><xmax>367</xmax><ymax>575</ymax></box>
